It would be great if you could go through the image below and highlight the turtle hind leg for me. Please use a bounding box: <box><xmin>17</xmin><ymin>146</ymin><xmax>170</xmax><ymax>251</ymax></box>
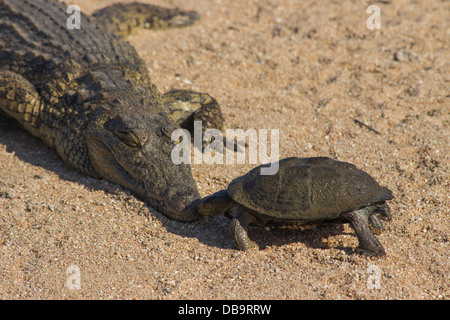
<box><xmin>342</xmin><ymin>207</ymin><xmax>386</xmax><ymax>257</ymax></box>
<box><xmin>369</xmin><ymin>214</ymin><xmax>385</xmax><ymax>232</ymax></box>
<box><xmin>92</xmin><ymin>2</ymin><xmax>199</xmax><ymax>37</ymax></box>
<box><xmin>375</xmin><ymin>202</ymin><xmax>392</xmax><ymax>221</ymax></box>
<box><xmin>368</xmin><ymin>202</ymin><xmax>392</xmax><ymax>232</ymax></box>
<box><xmin>228</xmin><ymin>204</ymin><xmax>258</xmax><ymax>251</ymax></box>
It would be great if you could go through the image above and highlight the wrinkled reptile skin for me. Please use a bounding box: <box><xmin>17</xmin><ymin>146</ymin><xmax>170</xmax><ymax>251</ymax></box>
<box><xmin>0</xmin><ymin>0</ymin><xmax>221</xmax><ymax>221</ymax></box>
<box><xmin>93</xmin><ymin>2</ymin><xmax>200</xmax><ymax>37</ymax></box>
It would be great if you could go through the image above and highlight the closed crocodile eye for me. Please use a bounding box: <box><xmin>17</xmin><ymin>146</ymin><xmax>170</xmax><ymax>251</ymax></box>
<box><xmin>115</xmin><ymin>130</ymin><xmax>142</xmax><ymax>148</ymax></box>
<box><xmin>160</xmin><ymin>126</ymin><xmax>172</xmax><ymax>138</ymax></box>
<box><xmin>159</xmin><ymin>126</ymin><xmax>180</xmax><ymax>145</ymax></box>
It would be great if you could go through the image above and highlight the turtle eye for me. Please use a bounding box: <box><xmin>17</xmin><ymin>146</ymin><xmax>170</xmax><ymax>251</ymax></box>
<box><xmin>114</xmin><ymin>130</ymin><xmax>142</xmax><ymax>148</ymax></box>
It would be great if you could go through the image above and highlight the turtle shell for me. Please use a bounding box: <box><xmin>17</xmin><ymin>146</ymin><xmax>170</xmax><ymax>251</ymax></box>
<box><xmin>227</xmin><ymin>157</ymin><xmax>393</xmax><ymax>221</ymax></box>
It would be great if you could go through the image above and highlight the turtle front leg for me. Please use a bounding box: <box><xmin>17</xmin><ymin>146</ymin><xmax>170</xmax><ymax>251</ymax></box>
<box><xmin>342</xmin><ymin>207</ymin><xmax>386</xmax><ymax>257</ymax></box>
<box><xmin>228</xmin><ymin>204</ymin><xmax>258</xmax><ymax>251</ymax></box>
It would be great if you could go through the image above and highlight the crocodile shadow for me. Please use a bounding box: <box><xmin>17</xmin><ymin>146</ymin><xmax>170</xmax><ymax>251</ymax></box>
<box><xmin>0</xmin><ymin>118</ymin><xmax>233</xmax><ymax>249</ymax></box>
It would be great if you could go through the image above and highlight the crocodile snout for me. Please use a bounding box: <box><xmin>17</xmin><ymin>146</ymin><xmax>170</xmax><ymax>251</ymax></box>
<box><xmin>163</xmin><ymin>188</ymin><xmax>201</xmax><ymax>222</ymax></box>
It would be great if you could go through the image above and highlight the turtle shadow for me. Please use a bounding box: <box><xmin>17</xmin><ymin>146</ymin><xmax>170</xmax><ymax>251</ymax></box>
<box><xmin>160</xmin><ymin>209</ymin><xmax>359</xmax><ymax>254</ymax></box>
<box><xmin>249</xmin><ymin>223</ymin><xmax>357</xmax><ymax>255</ymax></box>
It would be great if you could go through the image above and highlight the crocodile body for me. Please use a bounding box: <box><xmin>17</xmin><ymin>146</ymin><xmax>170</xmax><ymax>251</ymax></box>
<box><xmin>0</xmin><ymin>0</ymin><xmax>222</xmax><ymax>221</ymax></box>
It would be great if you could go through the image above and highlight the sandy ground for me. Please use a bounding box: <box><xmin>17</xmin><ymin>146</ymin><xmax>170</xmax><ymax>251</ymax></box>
<box><xmin>0</xmin><ymin>0</ymin><xmax>448</xmax><ymax>300</ymax></box>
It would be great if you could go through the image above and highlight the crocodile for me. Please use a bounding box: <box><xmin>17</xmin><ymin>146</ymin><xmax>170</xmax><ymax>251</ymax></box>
<box><xmin>0</xmin><ymin>0</ymin><xmax>225</xmax><ymax>222</ymax></box>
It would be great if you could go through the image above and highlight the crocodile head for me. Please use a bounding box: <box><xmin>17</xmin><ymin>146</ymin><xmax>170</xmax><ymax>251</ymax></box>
<box><xmin>86</xmin><ymin>106</ymin><xmax>201</xmax><ymax>222</ymax></box>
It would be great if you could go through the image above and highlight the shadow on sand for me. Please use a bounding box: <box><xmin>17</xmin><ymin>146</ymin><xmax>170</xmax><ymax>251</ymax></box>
<box><xmin>0</xmin><ymin>118</ymin><xmax>357</xmax><ymax>255</ymax></box>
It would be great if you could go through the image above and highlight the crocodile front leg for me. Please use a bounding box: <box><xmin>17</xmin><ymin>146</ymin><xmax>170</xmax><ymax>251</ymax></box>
<box><xmin>162</xmin><ymin>89</ymin><xmax>224</xmax><ymax>134</ymax></box>
<box><xmin>0</xmin><ymin>71</ymin><xmax>94</xmax><ymax>176</ymax></box>
<box><xmin>163</xmin><ymin>89</ymin><xmax>237</xmax><ymax>152</ymax></box>
<box><xmin>0</xmin><ymin>71</ymin><xmax>43</xmax><ymax>138</ymax></box>
<box><xmin>92</xmin><ymin>2</ymin><xmax>199</xmax><ymax>37</ymax></box>
<box><xmin>162</xmin><ymin>89</ymin><xmax>248</xmax><ymax>153</ymax></box>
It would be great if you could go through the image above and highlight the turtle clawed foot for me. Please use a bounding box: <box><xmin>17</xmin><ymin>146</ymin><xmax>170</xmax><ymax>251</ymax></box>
<box><xmin>368</xmin><ymin>203</ymin><xmax>392</xmax><ymax>233</ymax></box>
<box><xmin>355</xmin><ymin>245</ymin><xmax>386</xmax><ymax>257</ymax></box>
<box><xmin>369</xmin><ymin>214</ymin><xmax>385</xmax><ymax>232</ymax></box>
<box><xmin>236</xmin><ymin>240</ymin><xmax>258</xmax><ymax>252</ymax></box>
<box><xmin>375</xmin><ymin>202</ymin><xmax>392</xmax><ymax>221</ymax></box>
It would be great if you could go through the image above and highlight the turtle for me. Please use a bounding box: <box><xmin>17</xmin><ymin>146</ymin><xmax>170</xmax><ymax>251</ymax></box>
<box><xmin>195</xmin><ymin>157</ymin><xmax>394</xmax><ymax>256</ymax></box>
